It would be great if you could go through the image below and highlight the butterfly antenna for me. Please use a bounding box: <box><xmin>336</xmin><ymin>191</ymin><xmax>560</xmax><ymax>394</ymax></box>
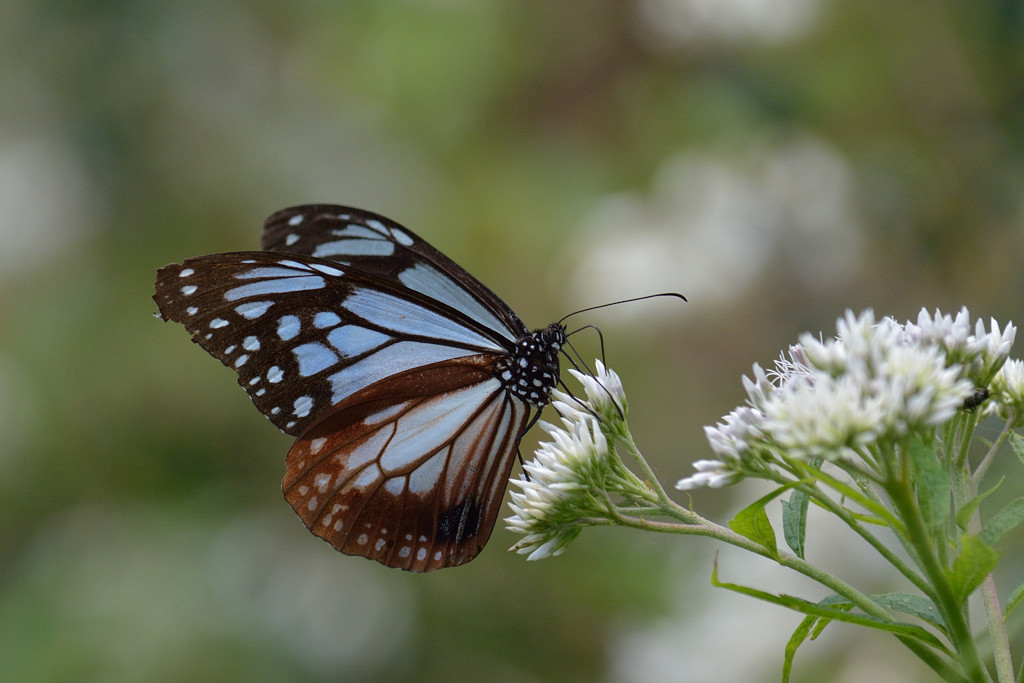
<box><xmin>557</xmin><ymin>292</ymin><xmax>686</xmax><ymax>326</ymax></box>
<box><xmin>567</xmin><ymin>323</ymin><xmax>606</xmax><ymax>366</ymax></box>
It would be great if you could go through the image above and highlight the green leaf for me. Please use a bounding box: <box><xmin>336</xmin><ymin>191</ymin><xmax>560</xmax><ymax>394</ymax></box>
<box><xmin>979</xmin><ymin>497</ymin><xmax>1024</xmax><ymax>547</ymax></box>
<box><xmin>782</xmin><ymin>490</ymin><xmax>810</xmax><ymax>559</ymax></box>
<box><xmin>1005</xmin><ymin>581</ymin><xmax>1024</xmax><ymax>618</ymax></box>
<box><xmin>1009</xmin><ymin>433</ymin><xmax>1024</xmax><ymax>467</ymax></box>
<box><xmin>907</xmin><ymin>436</ymin><xmax>949</xmax><ymax>538</ymax></box>
<box><xmin>955</xmin><ymin>477</ymin><xmax>1003</xmax><ymax>531</ymax></box>
<box><xmin>948</xmin><ymin>534</ymin><xmax>1000</xmax><ymax>602</ymax></box>
<box><xmin>709</xmin><ymin>562</ymin><xmax>949</xmax><ymax>651</ymax></box>
<box><xmin>783</xmin><ymin>616</ymin><xmax>818</xmax><ymax>683</ymax></box>
<box><xmin>855</xmin><ymin>593</ymin><xmax>945</xmax><ymax>632</ymax></box>
<box><xmin>729</xmin><ymin>489</ymin><xmax>783</xmax><ymax>558</ymax></box>
<box><xmin>730</xmin><ymin>501</ymin><xmax>778</xmax><ymax>558</ymax></box>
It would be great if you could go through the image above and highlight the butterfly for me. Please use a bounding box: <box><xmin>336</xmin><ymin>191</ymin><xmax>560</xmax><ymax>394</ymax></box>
<box><xmin>153</xmin><ymin>205</ymin><xmax>567</xmax><ymax>571</ymax></box>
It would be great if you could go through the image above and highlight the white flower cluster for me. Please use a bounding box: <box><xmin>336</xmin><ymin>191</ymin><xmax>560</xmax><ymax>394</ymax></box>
<box><xmin>903</xmin><ymin>307</ymin><xmax>1015</xmax><ymax>385</ymax></box>
<box><xmin>991</xmin><ymin>358</ymin><xmax>1024</xmax><ymax>425</ymax></box>
<box><xmin>678</xmin><ymin>308</ymin><xmax>1018</xmax><ymax>490</ymax></box>
<box><xmin>506</xmin><ymin>361</ymin><xmax>627</xmax><ymax>560</ymax></box>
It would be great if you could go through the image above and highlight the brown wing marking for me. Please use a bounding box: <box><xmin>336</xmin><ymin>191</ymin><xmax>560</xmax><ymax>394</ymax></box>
<box><xmin>282</xmin><ymin>356</ymin><xmax>530</xmax><ymax>571</ymax></box>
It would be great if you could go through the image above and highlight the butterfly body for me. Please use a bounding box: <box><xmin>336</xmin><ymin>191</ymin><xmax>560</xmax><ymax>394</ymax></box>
<box><xmin>154</xmin><ymin>205</ymin><xmax>563</xmax><ymax>571</ymax></box>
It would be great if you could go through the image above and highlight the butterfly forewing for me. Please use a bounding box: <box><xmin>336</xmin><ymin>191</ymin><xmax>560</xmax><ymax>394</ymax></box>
<box><xmin>284</xmin><ymin>357</ymin><xmax>528</xmax><ymax>571</ymax></box>
<box><xmin>154</xmin><ymin>252</ymin><xmax>512</xmax><ymax>436</ymax></box>
<box><xmin>154</xmin><ymin>205</ymin><xmax>564</xmax><ymax>571</ymax></box>
<box><xmin>262</xmin><ymin>205</ymin><xmax>525</xmax><ymax>342</ymax></box>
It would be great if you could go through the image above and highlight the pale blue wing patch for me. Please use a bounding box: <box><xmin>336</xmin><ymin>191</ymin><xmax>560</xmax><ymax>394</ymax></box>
<box><xmin>396</xmin><ymin>263</ymin><xmax>511</xmax><ymax>341</ymax></box>
<box><xmin>341</xmin><ymin>289</ymin><xmax>503</xmax><ymax>351</ymax></box>
<box><xmin>326</xmin><ymin>341</ymin><xmax>475</xmax><ymax>404</ymax></box>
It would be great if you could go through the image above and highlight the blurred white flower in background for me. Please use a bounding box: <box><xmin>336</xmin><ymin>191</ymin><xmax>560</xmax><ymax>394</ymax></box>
<box><xmin>636</xmin><ymin>0</ymin><xmax>822</xmax><ymax>48</ymax></box>
<box><xmin>0</xmin><ymin>138</ymin><xmax>100</xmax><ymax>278</ymax></box>
<box><xmin>568</xmin><ymin>135</ymin><xmax>863</xmax><ymax>320</ymax></box>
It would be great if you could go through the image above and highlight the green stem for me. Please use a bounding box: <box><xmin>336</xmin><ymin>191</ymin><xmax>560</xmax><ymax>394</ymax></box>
<box><xmin>961</xmin><ymin>438</ymin><xmax>1015</xmax><ymax>683</ymax></box>
<box><xmin>971</xmin><ymin>418</ymin><xmax>1015</xmax><ymax>492</ymax></box>
<box><xmin>886</xmin><ymin>472</ymin><xmax>989</xmax><ymax>681</ymax></box>
<box><xmin>979</xmin><ymin>574</ymin><xmax>1014</xmax><ymax>683</ymax></box>
<box><xmin>618</xmin><ymin>426</ymin><xmax>674</xmax><ymax>504</ymax></box>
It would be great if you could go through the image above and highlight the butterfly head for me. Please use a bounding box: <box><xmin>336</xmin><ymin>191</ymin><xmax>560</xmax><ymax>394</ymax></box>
<box><xmin>498</xmin><ymin>323</ymin><xmax>566</xmax><ymax>407</ymax></box>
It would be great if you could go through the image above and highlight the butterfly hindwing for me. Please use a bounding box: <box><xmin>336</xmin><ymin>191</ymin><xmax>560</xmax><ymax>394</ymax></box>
<box><xmin>262</xmin><ymin>205</ymin><xmax>525</xmax><ymax>342</ymax></box>
<box><xmin>154</xmin><ymin>251</ymin><xmax>509</xmax><ymax>436</ymax></box>
<box><xmin>283</xmin><ymin>356</ymin><xmax>529</xmax><ymax>571</ymax></box>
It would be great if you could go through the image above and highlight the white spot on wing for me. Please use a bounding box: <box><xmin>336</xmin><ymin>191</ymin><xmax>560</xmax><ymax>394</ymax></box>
<box><xmin>277</xmin><ymin>315</ymin><xmax>300</xmax><ymax>340</ymax></box>
<box><xmin>326</xmin><ymin>325</ymin><xmax>390</xmax><ymax>357</ymax></box>
<box><xmin>179</xmin><ymin>268</ymin><xmax>195</xmax><ymax>277</ymax></box>
<box><xmin>210</xmin><ymin>318</ymin><xmax>228</xmax><ymax>329</ymax></box>
<box><xmin>352</xmin><ymin>466</ymin><xmax>379</xmax><ymax>488</ymax></box>
<box><xmin>224</xmin><ymin>276</ymin><xmax>325</xmax><ymax>301</ymax></box>
<box><xmin>293</xmin><ymin>395</ymin><xmax>314</xmax><ymax>417</ymax></box>
<box><xmin>313</xmin><ymin>239</ymin><xmax>395</xmax><ymax>258</ymax></box>
<box><xmin>242</xmin><ymin>335</ymin><xmax>261</xmax><ymax>351</ymax></box>
<box><xmin>285</xmin><ymin>233</ymin><xmax>300</xmax><ymax>246</ymax></box>
<box><xmin>288</xmin><ymin>214</ymin><xmax>304</xmax><ymax>226</ymax></box>
<box><xmin>181</xmin><ymin>285</ymin><xmax>197</xmax><ymax>296</ymax></box>
<box><xmin>234</xmin><ymin>266</ymin><xmax>306</xmax><ymax>280</ymax></box>
<box><xmin>333</xmin><ymin>225</ymin><xmax>382</xmax><ymax>240</ymax></box>
<box><xmin>235</xmin><ymin>301</ymin><xmax>273</xmax><ymax>319</ymax></box>
<box><xmin>408</xmin><ymin>452</ymin><xmax>445</xmax><ymax>495</ymax></box>
<box><xmin>267</xmin><ymin>366</ymin><xmax>284</xmax><ymax>383</ymax></box>
<box><xmin>313</xmin><ymin>311</ymin><xmax>342</xmax><ymax>329</ymax></box>
<box><xmin>186</xmin><ymin>306</ymin><xmax>198</xmax><ymax>316</ymax></box>
<box><xmin>390</xmin><ymin>228</ymin><xmax>415</xmax><ymax>246</ymax></box>
<box><xmin>292</xmin><ymin>342</ymin><xmax>339</xmax><ymax>376</ymax></box>
<box><xmin>310</xmin><ymin>263</ymin><xmax>344</xmax><ymax>277</ymax></box>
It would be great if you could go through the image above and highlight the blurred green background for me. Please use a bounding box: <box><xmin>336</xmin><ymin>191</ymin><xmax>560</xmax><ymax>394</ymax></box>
<box><xmin>2</xmin><ymin>1</ymin><xmax>1023</xmax><ymax>681</ymax></box>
